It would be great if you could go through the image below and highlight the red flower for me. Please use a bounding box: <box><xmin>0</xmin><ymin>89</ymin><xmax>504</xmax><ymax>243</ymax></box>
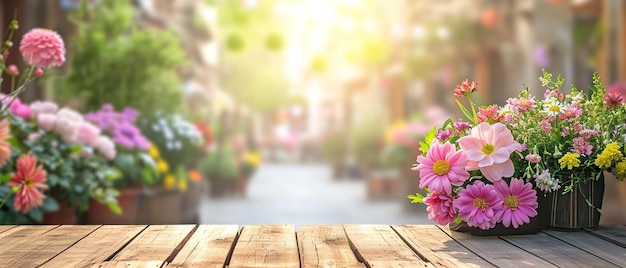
<box><xmin>7</xmin><ymin>155</ymin><xmax>48</xmax><ymax>214</ymax></box>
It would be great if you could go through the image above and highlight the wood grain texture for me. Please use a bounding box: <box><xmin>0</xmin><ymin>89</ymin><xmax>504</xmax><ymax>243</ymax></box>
<box><xmin>112</xmin><ymin>225</ymin><xmax>196</xmax><ymax>263</ymax></box>
<box><xmin>229</xmin><ymin>225</ymin><xmax>300</xmax><ymax>268</ymax></box>
<box><xmin>343</xmin><ymin>225</ymin><xmax>432</xmax><ymax>267</ymax></box>
<box><xmin>501</xmin><ymin>232</ymin><xmax>620</xmax><ymax>267</ymax></box>
<box><xmin>587</xmin><ymin>225</ymin><xmax>626</xmax><ymax>247</ymax></box>
<box><xmin>441</xmin><ymin>226</ymin><xmax>557</xmax><ymax>267</ymax></box>
<box><xmin>0</xmin><ymin>225</ymin><xmax>16</xmax><ymax>234</ymax></box>
<box><xmin>392</xmin><ymin>225</ymin><xmax>494</xmax><ymax>268</ymax></box>
<box><xmin>543</xmin><ymin>230</ymin><xmax>626</xmax><ymax>267</ymax></box>
<box><xmin>169</xmin><ymin>225</ymin><xmax>239</xmax><ymax>268</ymax></box>
<box><xmin>91</xmin><ymin>260</ymin><xmax>163</xmax><ymax>267</ymax></box>
<box><xmin>297</xmin><ymin>225</ymin><xmax>363</xmax><ymax>268</ymax></box>
<box><xmin>42</xmin><ymin>225</ymin><xmax>147</xmax><ymax>268</ymax></box>
<box><xmin>0</xmin><ymin>225</ymin><xmax>98</xmax><ymax>267</ymax></box>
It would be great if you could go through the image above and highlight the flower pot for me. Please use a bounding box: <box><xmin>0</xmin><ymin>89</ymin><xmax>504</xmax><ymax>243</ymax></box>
<box><xmin>180</xmin><ymin>183</ymin><xmax>203</xmax><ymax>224</ymax></box>
<box><xmin>449</xmin><ymin>216</ymin><xmax>540</xmax><ymax>236</ymax></box>
<box><xmin>42</xmin><ymin>199</ymin><xmax>77</xmax><ymax>225</ymax></box>
<box><xmin>135</xmin><ymin>187</ymin><xmax>182</xmax><ymax>224</ymax></box>
<box><xmin>548</xmin><ymin>174</ymin><xmax>604</xmax><ymax>230</ymax></box>
<box><xmin>235</xmin><ymin>176</ymin><xmax>248</xmax><ymax>196</ymax></box>
<box><xmin>209</xmin><ymin>177</ymin><xmax>236</xmax><ymax>197</ymax></box>
<box><xmin>86</xmin><ymin>187</ymin><xmax>142</xmax><ymax>224</ymax></box>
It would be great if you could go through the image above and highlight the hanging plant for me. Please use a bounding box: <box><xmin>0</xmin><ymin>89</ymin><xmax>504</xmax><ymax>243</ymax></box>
<box><xmin>226</xmin><ymin>32</ymin><xmax>246</xmax><ymax>52</ymax></box>
<box><xmin>265</xmin><ymin>32</ymin><xmax>284</xmax><ymax>52</ymax></box>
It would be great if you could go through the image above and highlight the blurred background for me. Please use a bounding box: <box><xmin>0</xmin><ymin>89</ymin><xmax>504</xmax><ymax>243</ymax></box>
<box><xmin>2</xmin><ymin>0</ymin><xmax>625</xmax><ymax>226</ymax></box>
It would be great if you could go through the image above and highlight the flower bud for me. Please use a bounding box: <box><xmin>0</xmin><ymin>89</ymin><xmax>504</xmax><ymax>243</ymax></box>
<box><xmin>11</xmin><ymin>186</ymin><xmax>19</xmax><ymax>194</ymax></box>
<box><xmin>9</xmin><ymin>20</ymin><xmax>18</xmax><ymax>31</ymax></box>
<box><xmin>8</xmin><ymin>64</ymin><xmax>18</xmax><ymax>75</ymax></box>
<box><xmin>4</xmin><ymin>41</ymin><xmax>12</xmax><ymax>49</ymax></box>
<box><xmin>34</xmin><ymin>68</ymin><xmax>44</xmax><ymax>77</ymax></box>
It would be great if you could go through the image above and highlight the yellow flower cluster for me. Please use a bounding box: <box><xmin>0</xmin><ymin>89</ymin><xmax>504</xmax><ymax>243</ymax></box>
<box><xmin>616</xmin><ymin>161</ymin><xmax>626</xmax><ymax>181</ymax></box>
<box><xmin>558</xmin><ymin>152</ymin><xmax>580</xmax><ymax>170</ymax></box>
<box><xmin>243</xmin><ymin>152</ymin><xmax>262</xmax><ymax>168</ymax></box>
<box><xmin>149</xmin><ymin>143</ymin><xmax>187</xmax><ymax>192</ymax></box>
<box><xmin>594</xmin><ymin>142</ymin><xmax>623</xmax><ymax>169</ymax></box>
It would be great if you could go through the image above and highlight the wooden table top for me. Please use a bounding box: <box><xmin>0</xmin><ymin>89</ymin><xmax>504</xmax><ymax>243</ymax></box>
<box><xmin>1</xmin><ymin>224</ymin><xmax>625</xmax><ymax>267</ymax></box>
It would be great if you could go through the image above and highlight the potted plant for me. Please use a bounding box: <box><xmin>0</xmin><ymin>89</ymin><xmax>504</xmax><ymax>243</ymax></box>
<box><xmin>236</xmin><ymin>150</ymin><xmax>262</xmax><ymax>196</ymax></box>
<box><xmin>199</xmin><ymin>143</ymin><xmax>239</xmax><ymax>197</ymax></box>
<box><xmin>320</xmin><ymin>129</ymin><xmax>347</xmax><ymax>180</ymax></box>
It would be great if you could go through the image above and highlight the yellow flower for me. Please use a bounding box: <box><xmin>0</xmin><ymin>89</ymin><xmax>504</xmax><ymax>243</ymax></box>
<box><xmin>558</xmin><ymin>152</ymin><xmax>580</xmax><ymax>170</ymax></box>
<box><xmin>163</xmin><ymin>174</ymin><xmax>176</xmax><ymax>190</ymax></box>
<box><xmin>616</xmin><ymin>161</ymin><xmax>626</xmax><ymax>181</ymax></box>
<box><xmin>149</xmin><ymin>144</ymin><xmax>160</xmax><ymax>158</ymax></box>
<box><xmin>595</xmin><ymin>142</ymin><xmax>624</xmax><ymax>168</ymax></box>
<box><xmin>243</xmin><ymin>152</ymin><xmax>262</xmax><ymax>167</ymax></box>
<box><xmin>178</xmin><ymin>179</ymin><xmax>188</xmax><ymax>192</ymax></box>
<box><xmin>595</xmin><ymin>154</ymin><xmax>611</xmax><ymax>169</ymax></box>
<box><xmin>157</xmin><ymin>160</ymin><xmax>169</xmax><ymax>173</ymax></box>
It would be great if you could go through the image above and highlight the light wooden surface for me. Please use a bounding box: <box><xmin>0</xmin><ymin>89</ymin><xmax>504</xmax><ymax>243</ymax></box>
<box><xmin>0</xmin><ymin>224</ymin><xmax>624</xmax><ymax>268</ymax></box>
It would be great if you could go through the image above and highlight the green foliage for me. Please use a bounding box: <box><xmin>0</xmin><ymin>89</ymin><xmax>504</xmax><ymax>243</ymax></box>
<box><xmin>199</xmin><ymin>144</ymin><xmax>239</xmax><ymax>179</ymax></box>
<box><xmin>320</xmin><ymin>130</ymin><xmax>347</xmax><ymax>164</ymax></box>
<box><xmin>406</xmin><ymin>193</ymin><xmax>424</xmax><ymax>204</ymax></box>
<box><xmin>112</xmin><ymin>150</ymin><xmax>158</xmax><ymax>189</ymax></box>
<box><xmin>349</xmin><ymin>116</ymin><xmax>385</xmax><ymax>168</ymax></box>
<box><xmin>56</xmin><ymin>0</ymin><xmax>186</xmax><ymax>114</ymax></box>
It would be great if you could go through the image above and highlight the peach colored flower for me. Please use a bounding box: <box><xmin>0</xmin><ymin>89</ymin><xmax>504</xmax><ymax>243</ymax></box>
<box><xmin>0</xmin><ymin>119</ymin><xmax>11</xmax><ymax>168</ymax></box>
<box><xmin>458</xmin><ymin>122</ymin><xmax>522</xmax><ymax>182</ymax></box>
<box><xmin>7</xmin><ymin>155</ymin><xmax>48</xmax><ymax>214</ymax></box>
<box><xmin>19</xmin><ymin>28</ymin><xmax>65</xmax><ymax>68</ymax></box>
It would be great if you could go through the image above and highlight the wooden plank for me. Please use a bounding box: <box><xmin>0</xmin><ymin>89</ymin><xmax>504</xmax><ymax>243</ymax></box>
<box><xmin>0</xmin><ymin>225</ymin><xmax>99</xmax><ymax>267</ymax></box>
<box><xmin>168</xmin><ymin>225</ymin><xmax>239</xmax><ymax>268</ymax></box>
<box><xmin>544</xmin><ymin>230</ymin><xmax>626</xmax><ymax>267</ymax></box>
<box><xmin>0</xmin><ymin>225</ymin><xmax>16</xmax><ymax>234</ymax></box>
<box><xmin>441</xmin><ymin>226</ymin><xmax>556</xmax><ymax>267</ymax></box>
<box><xmin>297</xmin><ymin>225</ymin><xmax>363</xmax><ymax>268</ymax></box>
<box><xmin>392</xmin><ymin>225</ymin><xmax>494</xmax><ymax>268</ymax></box>
<box><xmin>343</xmin><ymin>225</ymin><xmax>432</xmax><ymax>267</ymax></box>
<box><xmin>228</xmin><ymin>225</ymin><xmax>299</xmax><ymax>268</ymax></box>
<box><xmin>42</xmin><ymin>225</ymin><xmax>147</xmax><ymax>268</ymax></box>
<box><xmin>91</xmin><ymin>261</ymin><xmax>163</xmax><ymax>267</ymax></box>
<box><xmin>501</xmin><ymin>232</ymin><xmax>619</xmax><ymax>267</ymax></box>
<box><xmin>113</xmin><ymin>225</ymin><xmax>196</xmax><ymax>263</ymax></box>
<box><xmin>587</xmin><ymin>225</ymin><xmax>626</xmax><ymax>247</ymax></box>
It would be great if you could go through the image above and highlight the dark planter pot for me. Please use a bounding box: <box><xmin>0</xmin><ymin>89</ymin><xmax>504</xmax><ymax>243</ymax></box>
<box><xmin>42</xmin><ymin>199</ymin><xmax>77</xmax><ymax>225</ymax></box>
<box><xmin>235</xmin><ymin>176</ymin><xmax>248</xmax><ymax>196</ymax></box>
<box><xmin>449</xmin><ymin>216</ymin><xmax>540</xmax><ymax>236</ymax></box>
<box><xmin>180</xmin><ymin>183</ymin><xmax>203</xmax><ymax>224</ymax></box>
<box><xmin>135</xmin><ymin>187</ymin><xmax>182</xmax><ymax>224</ymax></box>
<box><xmin>548</xmin><ymin>174</ymin><xmax>604</xmax><ymax>230</ymax></box>
<box><xmin>209</xmin><ymin>177</ymin><xmax>236</xmax><ymax>197</ymax></box>
<box><xmin>86</xmin><ymin>187</ymin><xmax>142</xmax><ymax>224</ymax></box>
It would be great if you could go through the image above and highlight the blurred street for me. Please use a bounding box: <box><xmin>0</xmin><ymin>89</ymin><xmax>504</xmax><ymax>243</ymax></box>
<box><xmin>199</xmin><ymin>163</ymin><xmax>429</xmax><ymax>227</ymax></box>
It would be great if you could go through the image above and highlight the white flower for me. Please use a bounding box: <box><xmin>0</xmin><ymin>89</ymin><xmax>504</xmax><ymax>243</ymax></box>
<box><xmin>541</xmin><ymin>98</ymin><xmax>565</xmax><ymax>116</ymax></box>
<box><xmin>536</xmin><ymin>170</ymin><xmax>561</xmax><ymax>193</ymax></box>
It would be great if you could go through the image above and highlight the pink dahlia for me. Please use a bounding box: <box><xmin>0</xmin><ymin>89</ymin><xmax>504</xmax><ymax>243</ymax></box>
<box><xmin>424</xmin><ymin>191</ymin><xmax>456</xmax><ymax>225</ymax></box>
<box><xmin>7</xmin><ymin>155</ymin><xmax>48</xmax><ymax>214</ymax></box>
<box><xmin>19</xmin><ymin>28</ymin><xmax>66</xmax><ymax>69</ymax></box>
<box><xmin>493</xmin><ymin>178</ymin><xmax>538</xmax><ymax>228</ymax></box>
<box><xmin>454</xmin><ymin>181</ymin><xmax>504</xmax><ymax>230</ymax></box>
<box><xmin>458</xmin><ymin>122</ymin><xmax>522</xmax><ymax>182</ymax></box>
<box><xmin>413</xmin><ymin>141</ymin><xmax>469</xmax><ymax>194</ymax></box>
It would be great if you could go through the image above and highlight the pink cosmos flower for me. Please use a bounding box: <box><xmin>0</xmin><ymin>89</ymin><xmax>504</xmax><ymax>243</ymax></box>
<box><xmin>7</xmin><ymin>155</ymin><xmax>48</xmax><ymax>214</ymax></box>
<box><xmin>493</xmin><ymin>178</ymin><xmax>538</xmax><ymax>228</ymax></box>
<box><xmin>424</xmin><ymin>191</ymin><xmax>456</xmax><ymax>225</ymax></box>
<box><xmin>19</xmin><ymin>28</ymin><xmax>66</xmax><ymax>69</ymax></box>
<box><xmin>414</xmin><ymin>141</ymin><xmax>470</xmax><ymax>194</ymax></box>
<box><xmin>458</xmin><ymin>122</ymin><xmax>522</xmax><ymax>182</ymax></box>
<box><xmin>454</xmin><ymin>181</ymin><xmax>504</xmax><ymax>230</ymax></box>
<box><xmin>454</xmin><ymin>80</ymin><xmax>478</xmax><ymax>97</ymax></box>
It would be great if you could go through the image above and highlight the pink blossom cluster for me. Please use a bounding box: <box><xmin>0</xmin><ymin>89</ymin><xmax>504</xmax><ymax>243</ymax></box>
<box><xmin>29</xmin><ymin>101</ymin><xmax>116</xmax><ymax>160</ymax></box>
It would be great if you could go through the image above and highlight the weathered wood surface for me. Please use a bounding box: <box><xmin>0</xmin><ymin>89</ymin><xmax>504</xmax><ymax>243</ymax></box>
<box><xmin>0</xmin><ymin>224</ymin><xmax>623</xmax><ymax>268</ymax></box>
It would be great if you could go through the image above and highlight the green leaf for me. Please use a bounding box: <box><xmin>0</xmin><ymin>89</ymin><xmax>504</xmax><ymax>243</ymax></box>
<box><xmin>41</xmin><ymin>197</ymin><xmax>59</xmax><ymax>212</ymax></box>
<box><xmin>455</xmin><ymin>99</ymin><xmax>474</xmax><ymax>123</ymax></box>
<box><xmin>419</xmin><ymin>125</ymin><xmax>438</xmax><ymax>154</ymax></box>
<box><xmin>407</xmin><ymin>193</ymin><xmax>424</xmax><ymax>203</ymax></box>
<box><xmin>107</xmin><ymin>202</ymin><xmax>122</xmax><ymax>215</ymax></box>
<box><xmin>28</xmin><ymin>208</ymin><xmax>43</xmax><ymax>223</ymax></box>
<box><xmin>455</xmin><ymin>216</ymin><xmax>463</xmax><ymax>224</ymax></box>
<box><xmin>0</xmin><ymin>173</ymin><xmax>12</xmax><ymax>184</ymax></box>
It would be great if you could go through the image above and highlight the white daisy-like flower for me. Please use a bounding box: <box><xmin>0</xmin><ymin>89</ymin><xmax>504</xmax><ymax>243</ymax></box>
<box><xmin>536</xmin><ymin>170</ymin><xmax>561</xmax><ymax>192</ymax></box>
<box><xmin>542</xmin><ymin>98</ymin><xmax>565</xmax><ymax>116</ymax></box>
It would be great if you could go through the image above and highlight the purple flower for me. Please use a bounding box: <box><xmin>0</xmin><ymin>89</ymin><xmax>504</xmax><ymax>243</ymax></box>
<box><xmin>102</xmin><ymin>103</ymin><xmax>114</xmax><ymax>112</ymax></box>
<box><xmin>122</xmin><ymin>107</ymin><xmax>138</xmax><ymax>121</ymax></box>
<box><xmin>112</xmin><ymin>134</ymin><xmax>134</xmax><ymax>148</ymax></box>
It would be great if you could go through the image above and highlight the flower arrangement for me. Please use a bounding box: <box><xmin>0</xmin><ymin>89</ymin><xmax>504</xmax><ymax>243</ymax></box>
<box><xmin>409</xmin><ymin>72</ymin><xmax>626</xmax><ymax>230</ymax></box>
<box><xmin>84</xmin><ymin>104</ymin><xmax>158</xmax><ymax>189</ymax></box>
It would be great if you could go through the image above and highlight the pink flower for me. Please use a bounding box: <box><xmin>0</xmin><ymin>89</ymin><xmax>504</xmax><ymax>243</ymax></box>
<box><xmin>476</xmin><ymin>105</ymin><xmax>503</xmax><ymax>124</ymax></box>
<box><xmin>94</xmin><ymin>136</ymin><xmax>116</xmax><ymax>160</ymax></box>
<box><xmin>414</xmin><ymin>141</ymin><xmax>469</xmax><ymax>194</ymax></box>
<box><xmin>453</xmin><ymin>120</ymin><xmax>472</xmax><ymax>135</ymax></box>
<box><xmin>76</xmin><ymin>122</ymin><xmax>101</xmax><ymax>147</ymax></box>
<box><xmin>0</xmin><ymin>119</ymin><xmax>11</xmax><ymax>168</ymax></box>
<box><xmin>524</xmin><ymin>154</ymin><xmax>541</xmax><ymax>163</ymax></box>
<box><xmin>424</xmin><ymin>191</ymin><xmax>456</xmax><ymax>225</ymax></box>
<box><xmin>458</xmin><ymin>122</ymin><xmax>521</xmax><ymax>182</ymax></box>
<box><xmin>453</xmin><ymin>79</ymin><xmax>478</xmax><ymax>97</ymax></box>
<box><xmin>558</xmin><ymin>104</ymin><xmax>582</xmax><ymax>121</ymax></box>
<box><xmin>454</xmin><ymin>181</ymin><xmax>504</xmax><ymax>230</ymax></box>
<box><xmin>30</xmin><ymin>100</ymin><xmax>58</xmax><ymax>117</ymax></box>
<box><xmin>34</xmin><ymin>68</ymin><xmax>44</xmax><ymax>77</ymax></box>
<box><xmin>54</xmin><ymin>108</ymin><xmax>83</xmax><ymax>137</ymax></box>
<box><xmin>436</xmin><ymin>128</ymin><xmax>452</xmax><ymax>141</ymax></box>
<box><xmin>8</xmin><ymin>64</ymin><xmax>18</xmax><ymax>75</ymax></box>
<box><xmin>37</xmin><ymin>113</ymin><xmax>57</xmax><ymax>131</ymax></box>
<box><xmin>19</xmin><ymin>28</ymin><xmax>65</xmax><ymax>69</ymax></box>
<box><xmin>10</xmin><ymin>100</ymin><xmax>31</xmax><ymax>120</ymax></box>
<box><xmin>572</xmin><ymin>137</ymin><xmax>593</xmax><ymax>156</ymax></box>
<box><xmin>604</xmin><ymin>91</ymin><xmax>624</xmax><ymax>108</ymax></box>
<box><xmin>580</xmin><ymin>129</ymin><xmax>599</xmax><ymax>139</ymax></box>
<box><xmin>493</xmin><ymin>178</ymin><xmax>538</xmax><ymax>228</ymax></box>
<box><xmin>7</xmin><ymin>155</ymin><xmax>48</xmax><ymax>214</ymax></box>
<box><xmin>538</xmin><ymin>117</ymin><xmax>554</xmax><ymax>133</ymax></box>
